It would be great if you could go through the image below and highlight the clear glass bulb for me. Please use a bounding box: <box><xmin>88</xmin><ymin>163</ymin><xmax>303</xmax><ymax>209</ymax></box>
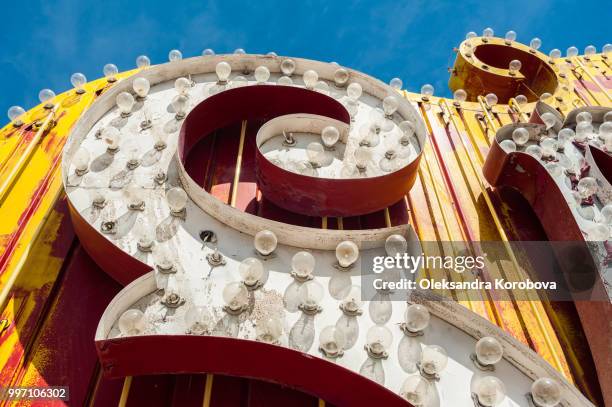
<box><xmin>303</xmin><ymin>70</ymin><xmax>318</xmax><ymax>89</ymax></box>
<box><xmin>549</xmin><ymin>49</ymin><xmax>561</xmax><ymax>59</ymax></box>
<box><xmin>292</xmin><ymin>251</ymin><xmax>315</xmax><ymax>279</ymax></box>
<box><xmin>172</xmin><ymin>94</ymin><xmax>189</xmax><ymax>119</ymax></box>
<box><xmin>557</xmin><ymin>128</ymin><xmax>574</xmax><ymax>145</ymax></box>
<box><xmin>320</xmin><ymin>126</ymin><xmax>340</xmax><ymax>148</ymax></box>
<box><xmin>280</xmin><ymin>58</ymin><xmax>296</xmax><ymax>76</ymax></box>
<box><xmin>256</xmin><ymin>316</ymin><xmax>283</xmax><ymax>343</ymax></box>
<box><xmin>577</xmin><ymin>177</ymin><xmax>597</xmax><ymax>198</ymax></box>
<box><xmin>529</xmin><ymin>37</ymin><xmax>542</xmax><ymax>50</ymax></box>
<box><xmin>277</xmin><ymin>76</ymin><xmax>293</xmax><ymax>86</ymax></box>
<box><xmin>531</xmin><ymin>377</ymin><xmax>562</xmax><ymax>407</ymax></box>
<box><xmin>168</xmin><ymin>49</ymin><xmax>182</xmax><ymax>62</ymax></box>
<box><xmin>525</xmin><ymin>145</ymin><xmax>543</xmax><ymax>160</ymax></box>
<box><xmin>173</xmin><ymin>77</ymin><xmax>191</xmax><ymax>96</ymax></box>
<box><xmin>389</xmin><ymin>77</ymin><xmax>403</xmax><ymax>90</ymax></box>
<box><xmin>239</xmin><ymin>257</ymin><xmax>264</xmax><ymax>286</ymax></box>
<box><xmin>319</xmin><ymin>325</ymin><xmax>346</xmax><ymax>355</ymax></box>
<box><xmin>136</xmin><ymin>55</ymin><xmax>151</xmax><ymax>68</ymax></box>
<box><xmin>401</xmin><ymin>375</ymin><xmax>429</xmax><ymax>406</ymax></box>
<box><xmin>576</xmin><ymin>111</ymin><xmax>592</xmax><ymax>124</ymax></box>
<box><xmin>404</xmin><ymin>304</ymin><xmax>430</xmax><ymax>332</ymax></box>
<box><xmin>465</xmin><ymin>31</ymin><xmax>477</xmax><ymax>40</ymax></box>
<box><xmin>254</xmin><ymin>229</ymin><xmax>277</xmax><ymax>255</ymax></box>
<box><xmin>566</xmin><ymin>46</ymin><xmax>579</xmax><ymax>57</ymax></box>
<box><xmin>234</xmin><ymin>48</ymin><xmax>246</xmax><ymax>54</ymax></box>
<box><xmin>420</xmin><ymin>84</ymin><xmax>434</xmax><ymax>96</ymax></box>
<box><xmin>334</xmin><ymin>68</ymin><xmax>349</xmax><ymax>87</ymax></box>
<box><xmin>504</xmin><ymin>30</ymin><xmax>517</xmax><ymax>42</ymax></box>
<box><xmin>202</xmin><ymin>48</ymin><xmax>215</xmax><ymax>56</ymax></box>
<box><xmin>603</xmin><ymin>44</ymin><xmax>612</xmax><ymax>55</ymax></box>
<box><xmin>298</xmin><ymin>280</ymin><xmax>324</xmax><ymax>308</ymax></box>
<box><xmin>453</xmin><ymin>89</ymin><xmax>467</xmax><ymax>102</ymax></box>
<box><xmin>102</xmin><ymin>126</ymin><xmax>120</xmax><ymax>150</ymax></box>
<box><xmin>575</xmin><ymin>122</ymin><xmax>593</xmax><ymax>142</ymax></box>
<box><xmin>341</xmin><ymin>285</ymin><xmax>362</xmax><ymax>313</ymax></box>
<box><xmin>420</xmin><ymin>345</ymin><xmax>448</xmax><ymax>375</ymax></box>
<box><xmin>599</xmin><ymin>122</ymin><xmax>612</xmax><ymax>140</ymax></box>
<box><xmin>602</xmin><ymin>204</ymin><xmax>612</xmax><ymax>225</ymax></box>
<box><xmin>73</xmin><ymin>147</ymin><xmax>90</xmax><ymax>174</ymax></box>
<box><xmin>540</xmin><ymin>112</ymin><xmax>557</xmax><ymax>129</ymax></box>
<box><xmin>588</xmin><ymin>224</ymin><xmax>609</xmax><ymax>241</ymax></box>
<box><xmin>185</xmin><ymin>305</ymin><xmax>214</xmax><ymax>334</ymax></box>
<box><xmin>347</xmin><ymin>82</ymin><xmax>362</xmax><ymax>100</ymax></box>
<box><xmin>222</xmin><ymin>281</ymin><xmax>249</xmax><ymax>311</ymax></box>
<box><xmin>8</xmin><ymin>106</ymin><xmax>25</xmax><ymax>125</ymax></box>
<box><xmin>508</xmin><ymin>59</ymin><xmax>522</xmax><ymax>73</ymax></box>
<box><xmin>116</xmin><ymin>92</ymin><xmax>135</xmax><ymax>116</ymax></box>
<box><xmin>254</xmin><ymin>66</ymin><xmax>270</xmax><ymax>83</ymax></box>
<box><xmin>134</xmin><ymin>217</ymin><xmax>155</xmax><ymax>251</ymax></box>
<box><xmin>354</xmin><ymin>146</ymin><xmax>372</xmax><ymax>169</ymax></box>
<box><xmin>306</xmin><ymin>142</ymin><xmax>325</xmax><ymax>166</ymax></box>
<box><xmin>267</xmin><ymin>51</ymin><xmax>277</xmax><ymax>56</ymax></box>
<box><xmin>485</xmin><ymin>93</ymin><xmax>498</xmax><ymax>106</ymax></box>
<box><xmin>545</xmin><ymin>162</ymin><xmax>562</xmax><ymax>178</ymax></box>
<box><xmin>70</xmin><ymin>72</ymin><xmax>87</xmax><ymax>91</ymax></box>
<box><xmin>499</xmin><ymin>139</ymin><xmax>517</xmax><ymax>153</ymax></box>
<box><xmin>540</xmin><ymin>137</ymin><xmax>557</xmax><ymax>157</ymax></box>
<box><xmin>132</xmin><ymin>77</ymin><xmax>150</xmax><ymax>98</ymax></box>
<box><xmin>215</xmin><ymin>61</ymin><xmax>232</xmax><ymax>82</ymax></box>
<box><xmin>231</xmin><ymin>75</ymin><xmax>248</xmax><ymax>88</ymax></box>
<box><xmin>475</xmin><ymin>336</ymin><xmax>503</xmax><ymax>365</ymax></box>
<box><xmin>366</xmin><ymin>325</ymin><xmax>393</xmax><ymax>354</ymax></box>
<box><xmin>512</xmin><ymin>127</ymin><xmax>529</xmax><ymax>146</ymax></box>
<box><xmin>383</xmin><ymin>95</ymin><xmax>399</xmax><ymax>116</ymax></box>
<box><xmin>515</xmin><ymin>94</ymin><xmax>528</xmax><ymax>105</ymax></box>
<box><xmin>385</xmin><ymin>234</ymin><xmax>407</xmax><ymax>256</ymax></box>
<box><xmin>118</xmin><ymin>309</ymin><xmax>146</xmax><ymax>336</ymax></box>
<box><xmin>483</xmin><ymin>27</ymin><xmax>494</xmax><ymax>38</ymax></box>
<box><xmin>39</xmin><ymin>88</ymin><xmax>55</xmax><ymax>104</ymax></box>
<box><xmin>335</xmin><ymin>240</ymin><xmax>359</xmax><ymax>268</ymax></box>
<box><xmin>474</xmin><ymin>376</ymin><xmax>506</xmax><ymax>406</ymax></box>
<box><xmin>166</xmin><ymin>187</ymin><xmax>188</xmax><ymax>212</ymax></box>
<box><xmin>103</xmin><ymin>63</ymin><xmax>119</xmax><ymax>80</ymax></box>
<box><xmin>585</xmin><ymin>45</ymin><xmax>596</xmax><ymax>55</ymax></box>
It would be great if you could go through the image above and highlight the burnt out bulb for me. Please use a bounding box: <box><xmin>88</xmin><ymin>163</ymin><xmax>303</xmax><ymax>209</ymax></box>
<box><xmin>254</xmin><ymin>229</ymin><xmax>278</xmax><ymax>256</ymax></box>
<box><xmin>321</xmin><ymin>125</ymin><xmax>340</xmax><ymax>148</ymax></box>
<box><xmin>239</xmin><ymin>257</ymin><xmax>264</xmax><ymax>288</ymax></box>
<box><xmin>132</xmin><ymin>77</ymin><xmax>150</xmax><ymax>99</ymax></box>
<box><xmin>118</xmin><ymin>309</ymin><xmax>146</xmax><ymax>336</ymax></box>
<box><xmin>404</xmin><ymin>304</ymin><xmax>430</xmax><ymax>333</ymax></box>
<box><xmin>335</xmin><ymin>240</ymin><xmax>359</xmax><ymax>268</ymax></box>
<box><xmin>103</xmin><ymin>63</ymin><xmax>119</xmax><ymax>81</ymax></box>
<box><xmin>531</xmin><ymin>377</ymin><xmax>562</xmax><ymax>407</ymax></box>
<box><xmin>215</xmin><ymin>61</ymin><xmax>232</xmax><ymax>83</ymax></box>
<box><xmin>254</xmin><ymin>66</ymin><xmax>270</xmax><ymax>83</ymax></box>
<box><xmin>166</xmin><ymin>187</ymin><xmax>188</xmax><ymax>213</ymax></box>
<box><xmin>475</xmin><ymin>336</ymin><xmax>503</xmax><ymax>366</ymax></box>
<box><xmin>292</xmin><ymin>251</ymin><xmax>315</xmax><ymax>280</ymax></box>
<box><xmin>116</xmin><ymin>92</ymin><xmax>135</xmax><ymax>117</ymax></box>
<box><xmin>474</xmin><ymin>376</ymin><xmax>506</xmax><ymax>406</ymax></box>
<box><xmin>303</xmin><ymin>69</ymin><xmax>319</xmax><ymax>89</ymax></box>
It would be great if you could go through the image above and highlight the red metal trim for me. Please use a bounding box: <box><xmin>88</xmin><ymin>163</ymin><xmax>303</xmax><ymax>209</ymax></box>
<box><xmin>96</xmin><ymin>335</ymin><xmax>410</xmax><ymax>407</ymax></box>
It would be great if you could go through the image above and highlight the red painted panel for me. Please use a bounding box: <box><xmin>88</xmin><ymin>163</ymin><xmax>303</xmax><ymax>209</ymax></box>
<box><xmin>247</xmin><ymin>379</ymin><xmax>318</xmax><ymax>407</ymax></box>
<box><xmin>126</xmin><ymin>374</ymin><xmax>175</xmax><ymax>407</ymax></box>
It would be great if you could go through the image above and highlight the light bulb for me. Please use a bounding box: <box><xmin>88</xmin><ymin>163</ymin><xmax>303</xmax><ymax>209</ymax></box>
<box><xmin>254</xmin><ymin>229</ymin><xmax>277</xmax><ymax>256</ymax></box>
<box><xmin>515</xmin><ymin>94</ymin><xmax>528</xmax><ymax>105</ymax></box>
<box><xmin>314</xmin><ymin>79</ymin><xmax>329</xmax><ymax>95</ymax></box>
<box><xmin>499</xmin><ymin>139</ymin><xmax>517</xmax><ymax>153</ymax></box>
<box><xmin>39</xmin><ymin>89</ymin><xmax>55</xmax><ymax>107</ymax></box>
<box><xmin>202</xmin><ymin>48</ymin><xmax>215</xmax><ymax>56</ymax></box>
<box><xmin>303</xmin><ymin>69</ymin><xmax>318</xmax><ymax>89</ymax></box>
<box><xmin>340</xmin><ymin>285</ymin><xmax>362</xmax><ymax>314</ymax></box>
<box><xmin>72</xmin><ymin>147</ymin><xmax>90</xmax><ymax>175</ymax></box>
<box><xmin>485</xmin><ymin>93</ymin><xmax>498</xmax><ymax>107</ymax></box>
<box><xmin>604</xmin><ymin>44</ymin><xmax>612</xmax><ymax>55</ymax></box>
<box><xmin>334</xmin><ymin>68</ymin><xmax>349</xmax><ymax>87</ymax></box>
<box><xmin>420</xmin><ymin>345</ymin><xmax>448</xmax><ymax>375</ymax></box>
<box><xmin>483</xmin><ymin>27</ymin><xmax>494</xmax><ymax>38</ymax></box>
<box><xmin>70</xmin><ymin>72</ymin><xmax>87</xmax><ymax>93</ymax></box>
<box><xmin>134</xmin><ymin>217</ymin><xmax>155</xmax><ymax>251</ymax></box>
<box><xmin>404</xmin><ymin>304</ymin><xmax>430</xmax><ymax>333</ymax></box>
<box><xmin>347</xmin><ymin>82</ymin><xmax>362</xmax><ymax>100</ymax></box>
<box><xmin>509</xmin><ymin>59</ymin><xmax>522</xmax><ymax>73</ymax></box>
<box><xmin>230</xmin><ymin>75</ymin><xmax>248</xmax><ymax>88</ymax></box>
<box><xmin>566</xmin><ymin>46</ymin><xmax>578</xmax><ymax>57</ymax></box>
<box><xmin>102</xmin><ymin>126</ymin><xmax>120</xmax><ymax>151</ymax></box>
<box><xmin>267</xmin><ymin>51</ymin><xmax>277</xmax><ymax>56</ymax></box>
<box><xmin>599</xmin><ymin>122</ymin><xmax>612</xmax><ymax>140</ymax></box>
<box><xmin>366</xmin><ymin>325</ymin><xmax>393</xmax><ymax>356</ymax></box>
<box><xmin>385</xmin><ymin>234</ymin><xmax>407</xmax><ymax>256</ymax></box>
<box><xmin>256</xmin><ymin>316</ymin><xmax>283</xmax><ymax>343</ymax></box>
<box><xmin>420</xmin><ymin>84</ymin><xmax>434</xmax><ymax>97</ymax></box>
<box><xmin>172</xmin><ymin>94</ymin><xmax>189</xmax><ymax>119</ymax></box>
<box><xmin>529</xmin><ymin>37</ymin><xmax>542</xmax><ymax>50</ymax></box>
<box><xmin>531</xmin><ymin>377</ymin><xmax>562</xmax><ymax>407</ymax></box>
<box><xmin>577</xmin><ymin>177</ymin><xmax>597</xmax><ymax>198</ymax></box>
<box><xmin>222</xmin><ymin>281</ymin><xmax>249</xmax><ymax>312</ymax></box>
<box><xmin>588</xmin><ymin>224</ymin><xmax>609</xmax><ymax>241</ymax></box>
<box><xmin>215</xmin><ymin>61</ymin><xmax>232</xmax><ymax>83</ymax></box>
<box><xmin>234</xmin><ymin>48</ymin><xmax>246</xmax><ymax>54</ymax></box>
<box><xmin>549</xmin><ymin>49</ymin><xmax>561</xmax><ymax>59</ymax></box>
<box><xmin>525</xmin><ymin>145</ymin><xmax>543</xmax><ymax>160</ymax></box>
<box><xmin>585</xmin><ymin>45</ymin><xmax>596</xmax><ymax>55</ymax></box>
<box><xmin>557</xmin><ymin>128</ymin><xmax>574</xmax><ymax>145</ymax></box>
<box><xmin>103</xmin><ymin>63</ymin><xmax>119</xmax><ymax>81</ymax></box>
<box><xmin>168</xmin><ymin>49</ymin><xmax>182</xmax><ymax>62</ymax></box>
<box><xmin>239</xmin><ymin>257</ymin><xmax>264</xmax><ymax>287</ymax></box>
<box><xmin>474</xmin><ymin>376</ymin><xmax>506</xmax><ymax>406</ymax></box>
<box><xmin>132</xmin><ymin>77</ymin><xmax>150</xmax><ymax>99</ymax></box>
<box><xmin>126</xmin><ymin>183</ymin><xmax>144</xmax><ymax>209</ymax></box>
<box><xmin>504</xmin><ymin>30</ymin><xmax>517</xmax><ymax>42</ymax></box>
<box><xmin>298</xmin><ymin>280</ymin><xmax>324</xmax><ymax>309</ymax></box>
<box><xmin>383</xmin><ymin>95</ymin><xmax>399</xmax><ymax>116</ymax></box>
<box><xmin>541</xmin><ymin>112</ymin><xmax>557</xmax><ymax>129</ymax></box>
<box><xmin>475</xmin><ymin>336</ymin><xmax>503</xmax><ymax>366</ymax></box>
<box><xmin>319</xmin><ymin>325</ymin><xmax>346</xmax><ymax>356</ymax></box>
<box><xmin>254</xmin><ymin>65</ymin><xmax>270</xmax><ymax>83</ymax></box>
<box><xmin>465</xmin><ymin>31</ymin><xmax>477</xmax><ymax>40</ymax></box>
<box><xmin>576</xmin><ymin>111</ymin><xmax>592</xmax><ymax>124</ymax></box>
<box><xmin>292</xmin><ymin>251</ymin><xmax>315</xmax><ymax>280</ymax></box>
<box><xmin>606</xmin><ymin>111</ymin><xmax>612</xmax><ymax>122</ymax></box>
<box><xmin>401</xmin><ymin>375</ymin><xmax>429</xmax><ymax>406</ymax></box>
<box><xmin>601</xmin><ymin>204</ymin><xmax>612</xmax><ymax>225</ymax></box>
<box><xmin>280</xmin><ymin>58</ymin><xmax>296</xmax><ymax>76</ymax></box>
<box><xmin>166</xmin><ymin>187</ymin><xmax>188</xmax><ymax>213</ymax></box>
<box><xmin>453</xmin><ymin>89</ymin><xmax>467</xmax><ymax>102</ymax></box>
<box><xmin>116</xmin><ymin>92</ymin><xmax>135</xmax><ymax>117</ymax></box>
<box><xmin>118</xmin><ymin>309</ymin><xmax>146</xmax><ymax>336</ymax></box>
<box><xmin>335</xmin><ymin>240</ymin><xmax>359</xmax><ymax>268</ymax></box>
<box><xmin>278</xmin><ymin>76</ymin><xmax>293</xmax><ymax>85</ymax></box>
<box><xmin>8</xmin><ymin>106</ymin><xmax>26</xmax><ymax>126</ymax></box>
<box><xmin>575</xmin><ymin>122</ymin><xmax>593</xmax><ymax>142</ymax></box>
<box><xmin>390</xmin><ymin>77</ymin><xmax>403</xmax><ymax>90</ymax></box>
<box><xmin>306</xmin><ymin>142</ymin><xmax>325</xmax><ymax>166</ymax></box>
<box><xmin>540</xmin><ymin>137</ymin><xmax>557</xmax><ymax>157</ymax></box>
<box><xmin>320</xmin><ymin>126</ymin><xmax>340</xmax><ymax>148</ymax></box>
<box><xmin>512</xmin><ymin>128</ymin><xmax>530</xmax><ymax>146</ymax></box>
<box><xmin>136</xmin><ymin>55</ymin><xmax>151</xmax><ymax>68</ymax></box>
<box><xmin>185</xmin><ymin>305</ymin><xmax>214</xmax><ymax>334</ymax></box>
<box><xmin>354</xmin><ymin>146</ymin><xmax>372</xmax><ymax>170</ymax></box>
<box><xmin>174</xmin><ymin>77</ymin><xmax>191</xmax><ymax>96</ymax></box>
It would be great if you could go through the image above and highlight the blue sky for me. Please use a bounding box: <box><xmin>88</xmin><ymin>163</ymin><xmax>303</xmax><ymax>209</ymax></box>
<box><xmin>0</xmin><ymin>0</ymin><xmax>610</xmax><ymax>117</ymax></box>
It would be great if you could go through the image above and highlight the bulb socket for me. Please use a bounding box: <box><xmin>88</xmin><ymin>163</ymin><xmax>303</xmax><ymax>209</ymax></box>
<box><xmin>339</xmin><ymin>302</ymin><xmax>362</xmax><ymax>316</ymax></box>
<box><xmin>75</xmin><ymin>88</ymin><xmax>86</xmax><ymax>95</ymax></box>
<box><xmin>298</xmin><ymin>303</ymin><xmax>322</xmax><ymax>315</ymax></box>
<box><xmin>127</xmin><ymin>200</ymin><xmax>145</xmax><ymax>211</ymax></box>
<box><xmin>470</xmin><ymin>353</ymin><xmax>496</xmax><ymax>371</ymax></box>
<box><xmin>319</xmin><ymin>344</ymin><xmax>344</xmax><ymax>359</ymax></box>
<box><xmin>126</xmin><ymin>159</ymin><xmax>141</xmax><ymax>170</ymax></box>
<box><xmin>170</xmin><ymin>207</ymin><xmax>187</xmax><ymax>220</ymax></box>
<box><xmin>400</xmin><ymin>322</ymin><xmax>424</xmax><ymax>337</ymax></box>
<box><xmin>206</xmin><ymin>250</ymin><xmax>226</xmax><ymax>267</ymax></box>
<box><xmin>162</xmin><ymin>293</ymin><xmax>185</xmax><ymax>308</ymax></box>
<box><xmin>223</xmin><ymin>303</ymin><xmax>248</xmax><ymax>315</ymax></box>
<box><xmin>364</xmin><ymin>343</ymin><xmax>388</xmax><ymax>360</ymax></box>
